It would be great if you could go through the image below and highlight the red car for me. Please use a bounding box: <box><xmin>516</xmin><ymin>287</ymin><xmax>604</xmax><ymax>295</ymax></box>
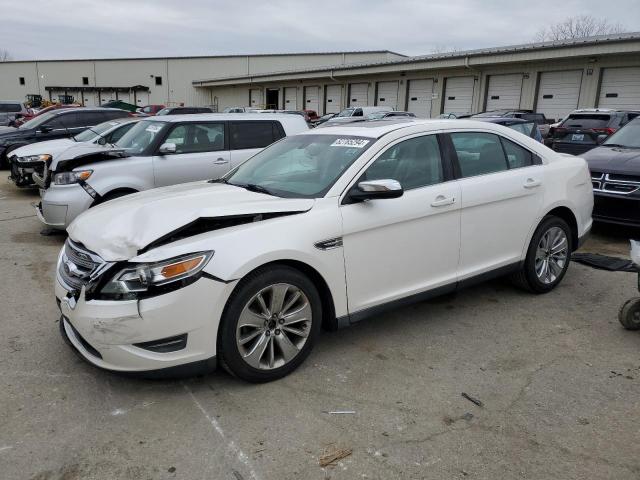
<box><xmin>14</xmin><ymin>104</ymin><xmax>80</xmax><ymax>126</ymax></box>
<box><xmin>136</xmin><ymin>104</ymin><xmax>166</xmax><ymax>116</ymax></box>
<box><xmin>304</xmin><ymin>109</ymin><xmax>320</xmax><ymax>122</ymax></box>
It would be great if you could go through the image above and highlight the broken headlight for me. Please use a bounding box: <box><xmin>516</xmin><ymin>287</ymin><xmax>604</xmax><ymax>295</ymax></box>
<box><xmin>100</xmin><ymin>251</ymin><xmax>213</xmax><ymax>299</ymax></box>
<box><xmin>16</xmin><ymin>153</ymin><xmax>51</xmax><ymax>163</ymax></box>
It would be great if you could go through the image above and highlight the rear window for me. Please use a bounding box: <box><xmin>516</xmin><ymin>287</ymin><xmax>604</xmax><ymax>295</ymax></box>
<box><xmin>0</xmin><ymin>103</ymin><xmax>22</xmax><ymax>113</ymax></box>
<box><xmin>562</xmin><ymin>114</ymin><xmax>611</xmax><ymax>128</ymax></box>
<box><xmin>230</xmin><ymin>121</ymin><xmax>284</xmax><ymax>150</ymax></box>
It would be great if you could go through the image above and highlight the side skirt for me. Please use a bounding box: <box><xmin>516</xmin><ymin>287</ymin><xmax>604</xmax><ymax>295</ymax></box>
<box><xmin>337</xmin><ymin>262</ymin><xmax>522</xmax><ymax>328</ymax></box>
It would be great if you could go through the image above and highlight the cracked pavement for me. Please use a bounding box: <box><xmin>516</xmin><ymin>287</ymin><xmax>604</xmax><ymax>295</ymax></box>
<box><xmin>0</xmin><ymin>179</ymin><xmax>639</xmax><ymax>479</ymax></box>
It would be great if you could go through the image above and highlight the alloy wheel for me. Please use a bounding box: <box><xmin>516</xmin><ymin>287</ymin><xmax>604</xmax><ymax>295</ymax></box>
<box><xmin>236</xmin><ymin>283</ymin><xmax>312</xmax><ymax>370</ymax></box>
<box><xmin>534</xmin><ymin>226</ymin><xmax>568</xmax><ymax>284</ymax></box>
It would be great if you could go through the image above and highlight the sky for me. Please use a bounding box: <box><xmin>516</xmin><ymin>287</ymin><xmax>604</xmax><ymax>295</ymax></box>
<box><xmin>1</xmin><ymin>0</ymin><xmax>639</xmax><ymax>60</ymax></box>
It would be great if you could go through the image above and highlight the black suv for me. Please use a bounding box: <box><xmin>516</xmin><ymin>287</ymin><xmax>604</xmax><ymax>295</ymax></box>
<box><xmin>156</xmin><ymin>106</ymin><xmax>214</xmax><ymax>115</ymax></box>
<box><xmin>552</xmin><ymin>109</ymin><xmax>640</xmax><ymax>155</ymax></box>
<box><xmin>0</xmin><ymin>108</ymin><xmax>129</xmax><ymax>168</ymax></box>
<box><xmin>581</xmin><ymin>118</ymin><xmax>640</xmax><ymax>227</ymax></box>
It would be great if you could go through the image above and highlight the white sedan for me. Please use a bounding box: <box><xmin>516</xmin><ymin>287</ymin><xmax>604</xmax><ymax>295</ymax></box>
<box><xmin>55</xmin><ymin>119</ymin><xmax>593</xmax><ymax>382</ymax></box>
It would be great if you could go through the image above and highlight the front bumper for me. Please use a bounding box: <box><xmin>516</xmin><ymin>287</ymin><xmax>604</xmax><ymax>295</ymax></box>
<box><xmin>38</xmin><ymin>184</ymin><xmax>94</xmax><ymax>229</ymax></box>
<box><xmin>56</xmin><ymin>273</ymin><xmax>235</xmax><ymax>374</ymax></box>
<box><xmin>593</xmin><ymin>192</ymin><xmax>640</xmax><ymax>227</ymax></box>
<box><xmin>8</xmin><ymin>158</ymin><xmax>42</xmax><ymax>187</ymax></box>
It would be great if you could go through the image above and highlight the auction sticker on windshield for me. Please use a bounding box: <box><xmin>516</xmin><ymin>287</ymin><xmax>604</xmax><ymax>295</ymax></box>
<box><xmin>146</xmin><ymin>124</ymin><xmax>162</xmax><ymax>133</ymax></box>
<box><xmin>331</xmin><ymin>138</ymin><xmax>370</xmax><ymax>148</ymax></box>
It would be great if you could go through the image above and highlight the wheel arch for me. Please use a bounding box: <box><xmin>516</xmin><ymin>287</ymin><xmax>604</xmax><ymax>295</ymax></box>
<box><xmin>227</xmin><ymin>259</ymin><xmax>338</xmax><ymax>332</ymax></box>
<box><xmin>543</xmin><ymin>205</ymin><xmax>579</xmax><ymax>251</ymax></box>
<box><xmin>93</xmin><ymin>187</ymin><xmax>139</xmax><ymax>206</ymax></box>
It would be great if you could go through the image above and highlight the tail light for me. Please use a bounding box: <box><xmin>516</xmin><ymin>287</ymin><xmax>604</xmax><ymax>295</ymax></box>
<box><xmin>593</xmin><ymin>127</ymin><xmax>616</xmax><ymax>135</ymax></box>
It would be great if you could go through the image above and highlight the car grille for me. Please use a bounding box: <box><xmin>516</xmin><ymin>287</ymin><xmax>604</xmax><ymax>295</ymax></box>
<box><xmin>591</xmin><ymin>171</ymin><xmax>640</xmax><ymax>195</ymax></box>
<box><xmin>58</xmin><ymin>240</ymin><xmax>108</xmax><ymax>293</ymax></box>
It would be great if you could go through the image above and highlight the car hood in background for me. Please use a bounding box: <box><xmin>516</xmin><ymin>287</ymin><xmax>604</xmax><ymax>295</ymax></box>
<box><xmin>581</xmin><ymin>146</ymin><xmax>640</xmax><ymax>176</ymax></box>
<box><xmin>12</xmin><ymin>138</ymin><xmax>75</xmax><ymax>159</ymax></box>
<box><xmin>50</xmin><ymin>143</ymin><xmax>123</xmax><ymax>170</ymax></box>
<box><xmin>67</xmin><ymin>181</ymin><xmax>315</xmax><ymax>261</ymax></box>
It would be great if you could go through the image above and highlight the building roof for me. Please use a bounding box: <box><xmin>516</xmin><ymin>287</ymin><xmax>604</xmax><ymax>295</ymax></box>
<box><xmin>192</xmin><ymin>31</ymin><xmax>640</xmax><ymax>86</ymax></box>
<box><xmin>1</xmin><ymin>50</ymin><xmax>406</xmax><ymax>64</ymax></box>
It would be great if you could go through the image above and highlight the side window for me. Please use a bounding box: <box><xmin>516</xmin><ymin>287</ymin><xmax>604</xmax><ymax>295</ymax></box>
<box><xmin>164</xmin><ymin>125</ymin><xmax>189</xmax><ymax>151</ymax></box>
<box><xmin>43</xmin><ymin>116</ymin><xmax>66</xmax><ymax>129</ymax></box>
<box><xmin>353</xmin><ymin>108</ymin><xmax>363</xmax><ymax>117</ymax></box>
<box><xmin>230</xmin><ymin>122</ymin><xmax>276</xmax><ymax>150</ymax></box>
<box><xmin>450</xmin><ymin>132</ymin><xmax>508</xmax><ymax>178</ymax></box>
<box><xmin>507</xmin><ymin>122</ymin><xmax>534</xmax><ymax>137</ymax></box>
<box><xmin>107</xmin><ymin>123</ymin><xmax>134</xmax><ymax>143</ymax></box>
<box><xmin>190</xmin><ymin>123</ymin><xmax>225</xmax><ymax>152</ymax></box>
<box><xmin>362</xmin><ymin>135</ymin><xmax>443</xmax><ymax>190</ymax></box>
<box><xmin>59</xmin><ymin>112</ymin><xmax>87</xmax><ymax>128</ymax></box>
<box><xmin>500</xmin><ymin>137</ymin><xmax>533</xmax><ymax>169</ymax></box>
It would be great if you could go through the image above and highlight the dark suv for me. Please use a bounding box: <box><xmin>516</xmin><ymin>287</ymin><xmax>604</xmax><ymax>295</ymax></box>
<box><xmin>0</xmin><ymin>108</ymin><xmax>129</xmax><ymax>168</ymax></box>
<box><xmin>552</xmin><ymin>109</ymin><xmax>640</xmax><ymax>155</ymax></box>
<box><xmin>581</xmin><ymin>118</ymin><xmax>640</xmax><ymax>227</ymax></box>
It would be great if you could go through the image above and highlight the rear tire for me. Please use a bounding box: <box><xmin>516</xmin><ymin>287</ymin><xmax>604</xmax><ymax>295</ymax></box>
<box><xmin>218</xmin><ymin>265</ymin><xmax>322</xmax><ymax>383</ymax></box>
<box><xmin>511</xmin><ymin>216</ymin><xmax>572</xmax><ymax>293</ymax></box>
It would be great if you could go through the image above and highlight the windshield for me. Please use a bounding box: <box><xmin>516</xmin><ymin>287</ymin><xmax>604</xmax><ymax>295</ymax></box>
<box><xmin>19</xmin><ymin>111</ymin><xmax>59</xmax><ymax>130</ymax></box>
<box><xmin>224</xmin><ymin>134</ymin><xmax>374</xmax><ymax>198</ymax></box>
<box><xmin>74</xmin><ymin>120</ymin><xmax>120</xmax><ymax>142</ymax></box>
<box><xmin>0</xmin><ymin>103</ymin><xmax>22</xmax><ymax>113</ymax></box>
<box><xmin>603</xmin><ymin>120</ymin><xmax>640</xmax><ymax>148</ymax></box>
<box><xmin>336</xmin><ymin>108</ymin><xmax>355</xmax><ymax>118</ymax></box>
<box><xmin>115</xmin><ymin>120</ymin><xmax>166</xmax><ymax>154</ymax></box>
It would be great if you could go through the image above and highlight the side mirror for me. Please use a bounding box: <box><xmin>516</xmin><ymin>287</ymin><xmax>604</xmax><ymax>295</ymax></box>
<box><xmin>38</xmin><ymin>125</ymin><xmax>52</xmax><ymax>133</ymax></box>
<box><xmin>97</xmin><ymin>136</ymin><xmax>107</xmax><ymax>145</ymax></box>
<box><xmin>347</xmin><ymin>179</ymin><xmax>403</xmax><ymax>203</ymax></box>
<box><xmin>158</xmin><ymin>142</ymin><xmax>177</xmax><ymax>154</ymax></box>
<box><xmin>596</xmin><ymin>134</ymin><xmax>608</xmax><ymax>145</ymax></box>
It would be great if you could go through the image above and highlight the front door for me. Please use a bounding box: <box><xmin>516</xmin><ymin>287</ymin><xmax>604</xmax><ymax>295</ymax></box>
<box><xmin>447</xmin><ymin>131</ymin><xmax>545</xmax><ymax>279</ymax></box>
<box><xmin>152</xmin><ymin>122</ymin><xmax>229</xmax><ymax>186</ymax></box>
<box><xmin>341</xmin><ymin>133</ymin><xmax>461</xmax><ymax>314</ymax></box>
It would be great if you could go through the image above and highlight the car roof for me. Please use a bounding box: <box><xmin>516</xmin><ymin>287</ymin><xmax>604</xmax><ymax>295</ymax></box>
<box><xmin>142</xmin><ymin>113</ymin><xmax>307</xmax><ymax>123</ymax></box>
<box><xmin>301</xmin><ymin>118</ymin><xmax>509</xmax><ymax>138</ymax></box>
<box><xmin>0</xmin><ymin>100</ymin><xmax>23</xmax><ymax>104</ymax></box>
<box><xmin>52</xmin><ymin>107</ymin><xmax>126</xmax><ymax>115</ymax></box>
<box><xmin>474</xmin><ymin>117</ymin><xmax>530</xmax><ymax>124</ymax></box>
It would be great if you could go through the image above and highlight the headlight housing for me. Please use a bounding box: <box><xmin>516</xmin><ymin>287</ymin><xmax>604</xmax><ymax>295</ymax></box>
<box><xmin>16</xmin><ymin>153</ymin><xmax>51</xmax><ymax>164</ymax></box>
<box><xmin>53</xmin><ymin>170</ymin><xmax>92</xmax><ymax>185</ymax></box>
<box><xmin>98</xmin><ymin>251</ymin><xmax>213</xmax><ymax>300</ymax></box>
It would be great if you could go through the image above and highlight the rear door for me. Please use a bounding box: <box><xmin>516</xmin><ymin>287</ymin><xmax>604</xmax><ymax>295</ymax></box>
<box><xmin>229</xmin><ymin>121</ymin><xmax>285</xmax><ymax>167</ymax></box>
<box><xmin>152</xmin><ymin>121</ymin><xmax>227</xmax><ymax>186</ymax></box>
<box><xmin>554</xmin><ymin>113</ymin><xmax>613</xmax><ymax>153</ymax></box>
<box><xmin>447</xmin><ymin>131</ymin><xmax>544</xmax><ymax>279</ymax></box>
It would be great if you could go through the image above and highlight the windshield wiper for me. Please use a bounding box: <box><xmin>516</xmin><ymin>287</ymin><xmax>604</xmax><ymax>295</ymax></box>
<box><xmin>604</xmin><ymin>143</ymin><xmax>637</xmax><ymax>149</ymax></box>
<box><xmin>230</xmin><ymin>182</ymin><xmax>276</xmax><ymax>196</ymax></box>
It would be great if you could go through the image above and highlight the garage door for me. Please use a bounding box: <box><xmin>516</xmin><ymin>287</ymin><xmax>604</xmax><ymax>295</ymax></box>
<box><xmin>598</xmin><ymin>67</ymin><xmax>640</xmax><ymax>110</ymax></box>
<box><xmin>325</xmin><ymin>84</ymin><xmax>342</xmax><ymax>113</ymax></box>
<box><xmin>485</xmin><ymin>74</ymin><xmax>523</xmax><ymax>111</ymax></box>
<box><xmin>376</xmin><ymin>81</ymin><xmax>398</xmax><ymax>109</ymax></box>
<box><xmin>406</xmin><ymin>79</ymin><xmax>434</xmax><ymax>118</ymax></box>
<box><xmin>304</xmin><ymin>86</ymin><xmax>320</xmax><ymax>112</ymax></box>
<box><xmin>536</xmin><ymin>70</ymin><xmax>582</xmax><ymax>123</ymax></box>
<box><xmin>349</xmin><ymin>83</ymin><xmax>369</xmax><ymax>106</ymax></box>
<box><xmin>249</xmin><ymin>88</ymin><xmax>263</xmax><ymax>108</ymax></box>
<box><xmin>284</xmin><ymin>87</ymin><xmax>297</xmax><ymax>110</ymax></box>
<box><xmin>443</xmin><ymin>77</ymin><xmax>475</xmax><ymax>115</ymax></box>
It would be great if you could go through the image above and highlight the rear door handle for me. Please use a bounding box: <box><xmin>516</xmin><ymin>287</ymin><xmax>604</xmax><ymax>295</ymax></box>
<box><xmin>431</xmin><ymin>195</ymin><xmax>455</xmax><ymax>207</ymax></box>
<box><xmin>212</xmin><ymin>157</ymin><xmax>229</xmax><ymax>165</ymax></box>
<box><xmin>524</xmin><ymin>178</ymin><xmax>542</xmax><ymax>189</ymax></box>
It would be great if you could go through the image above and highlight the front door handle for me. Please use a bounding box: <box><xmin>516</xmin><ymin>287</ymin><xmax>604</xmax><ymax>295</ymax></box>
<box><xmin>524</xmin><ymin>178</ymin><xmax>542</xmax><ymax>189</ymax></box>
<box><xmin>212</xmin><ymin>157</ymin><xmax>229</xmax><ymax>165</ymax></box>
<box><xmin>431</xmin><ymin>195</ymin><xmax>455</xmax><ymax>207</ymax></box>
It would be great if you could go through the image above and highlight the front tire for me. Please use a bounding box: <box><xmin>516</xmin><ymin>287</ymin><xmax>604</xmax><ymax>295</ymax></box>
<box><xmin>512</xmin><ymin>216</ymin><xmax>572</xmax><ymax>293</ymax></box>
<box><xmin>218</xmin><ymin>265</ymin><xmax>322</xmax><ymax>382</ymax></box>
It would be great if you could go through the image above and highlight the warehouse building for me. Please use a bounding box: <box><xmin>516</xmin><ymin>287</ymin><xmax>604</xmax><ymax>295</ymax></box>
<box><xmin>1</xmin><ymin>32</ymin><xmax>640</xmax><ymax>122</ymax></box>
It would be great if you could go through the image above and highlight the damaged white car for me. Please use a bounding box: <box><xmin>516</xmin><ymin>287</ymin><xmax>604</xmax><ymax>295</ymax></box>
<box><xmin>56</xmin><ymin>120</ymin><xmax>593</xmax><ymax>381</ymax></box>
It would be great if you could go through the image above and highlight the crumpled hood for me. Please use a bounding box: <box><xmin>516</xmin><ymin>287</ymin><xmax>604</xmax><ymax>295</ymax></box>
<box><xmin>581</xmin><ymin>146</ymin><xmax>640</xmax><ymax>176</ymax></box>
<box><xmin>51</xmin><ymin>143</ymin><xmax>124</xmax><ymax>170</ymax></box>
<box><xmin>12</xmin><ymin>138</ymin><xmax>74</xmax><ymax>159</ymax></box>
<box><xmin>67</xmin><ymin>181</ymin><xmax>315</xmax><ymax>261</ymax></box>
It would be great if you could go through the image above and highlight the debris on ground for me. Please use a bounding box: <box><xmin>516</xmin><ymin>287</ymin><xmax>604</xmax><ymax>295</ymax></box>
<box><xmin>319</xmin><ymin>447</ymin><xmax>353</xmax><ymax>467</ymax></box>
<box><xmin>323</xmin><ymin>410</ymin><xmax>356</xmax><ymax>415</ymax></box>
<box><xmin>461</xmin><ymin>392</ymin><xmax>484</xmax><ymax>407</ymax></box>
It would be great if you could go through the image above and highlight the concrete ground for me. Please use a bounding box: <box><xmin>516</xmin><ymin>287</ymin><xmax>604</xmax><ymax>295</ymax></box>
<box><xmin>0</xmin><ymin>178</ymin><xmax>639</xmax><ymax>480</ymax></box>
